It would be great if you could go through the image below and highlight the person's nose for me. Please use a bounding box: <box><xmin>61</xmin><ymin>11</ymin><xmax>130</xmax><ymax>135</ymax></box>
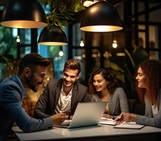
<box><xmin>93</xmin><ymin>82</ymin><xmax>98</xmax><ymax>87</ymax></box>
<box><xmin>40</xmin><ymin>79</ymin><xmax>44</xmax><ymax>85</ymax></box>
<box><xmin>40</xmin><ymin>76</ymin><xmax>46</xmax><ymax>84</ymax></box>
<box><xmin>65</xmin><ymin>76</ymin><xmax>71</xmax><ymax>81</ymax></box>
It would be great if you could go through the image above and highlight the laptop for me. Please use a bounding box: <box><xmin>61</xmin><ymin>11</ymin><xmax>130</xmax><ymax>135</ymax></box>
<box><xmin>55</xmin><ymin>102</ymin><xmax>107</xmax><ymax>129</ymax></box>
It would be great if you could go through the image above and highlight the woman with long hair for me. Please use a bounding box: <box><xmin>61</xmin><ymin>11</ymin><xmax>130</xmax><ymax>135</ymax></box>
<box><xmin>117</xmin><ymin>59</ymin><xmax>161</xmax><ymax>128</ymax></box>
<box><xmin>88</xmin><ymin>68</ymin><xmax>129</xmax><ymax>118</ymax></box>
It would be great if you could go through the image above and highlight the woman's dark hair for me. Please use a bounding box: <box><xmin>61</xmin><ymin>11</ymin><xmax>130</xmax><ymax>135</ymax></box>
<box><xmin>88</xmin><ymin>68</ymin><xmax>119</xmax><ymax>97</ymax></box>
<box><xmin>18</xmin><ymin>53</ymin><xmax>50</xmax><ymax>75</ymax></box>
<box><xmin>136</xmin><ymin>59</ymin><xmax>161</xmax><ymax>104</ymax></box>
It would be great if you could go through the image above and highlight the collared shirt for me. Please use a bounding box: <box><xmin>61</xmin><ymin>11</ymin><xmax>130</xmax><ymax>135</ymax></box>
<box><xmin>55</xmin><ymin>85</ymin><xmax>73</xmax><ymax>114</ymax></box>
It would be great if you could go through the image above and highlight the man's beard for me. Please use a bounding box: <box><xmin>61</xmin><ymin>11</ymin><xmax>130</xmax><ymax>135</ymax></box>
<box><xmin>26</xmin><ymin>74</ymin><xmax>39</xmax><ymax>92</ymax></box>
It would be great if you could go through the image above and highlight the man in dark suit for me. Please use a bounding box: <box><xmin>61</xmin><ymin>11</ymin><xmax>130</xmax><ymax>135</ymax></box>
<box><xmin>34</xmin><ymin>59</ymin><xmax>89</xmax><ymax>120</ymax></box>
<box><xmin>0</xmin><ymin>53</ymin><xmax>65</xmax><ymax>141</ymax></box>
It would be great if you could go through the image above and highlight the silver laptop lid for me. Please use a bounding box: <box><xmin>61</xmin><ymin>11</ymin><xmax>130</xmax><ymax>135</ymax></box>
<box><xmin>68</xmin><ymin>102</ymin><xmax>107</xmax><ymax>128</ymax></box>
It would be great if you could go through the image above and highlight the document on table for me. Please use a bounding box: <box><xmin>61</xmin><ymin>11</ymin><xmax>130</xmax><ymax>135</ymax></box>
<box><xmin>114</xmin><ymin>122</ymin><xmax>145</xmax><ymax>129</ymax></box>
<box><xmin>99</xmin><ymin>117</ymin><xmax>116</xmax><ymax>126</ymax></box>
<box><xmin>100</xmin><ymin>117</ymin><xmax>144</xmax><ymax>129</ymax></box>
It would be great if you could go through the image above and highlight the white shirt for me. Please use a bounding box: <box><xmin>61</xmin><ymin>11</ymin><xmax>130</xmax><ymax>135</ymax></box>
<box><xmin>152</xmin><ymin>104</ymin><xmax>158</xmax><ymax>118</ymax></box>
<box><xmin>55</xmin><ymin>85</ymin><xmax>72</xmax><ymax>114</ymax></box>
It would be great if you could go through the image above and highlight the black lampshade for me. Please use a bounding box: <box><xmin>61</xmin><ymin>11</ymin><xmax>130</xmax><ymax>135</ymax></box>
<box><xmin>1</xmin><ymin>0</ymin><xmax>47</xmax><ymax>28</ymax></box>
<box><xmin>38</xmin><ymin>26</ymin><xmax>68</xmax><ymax>46</ymax></box>
<box><xmin>80</xmin><ymin>1</ymin><xmax>123</xmax><ymax>32</ymax></box>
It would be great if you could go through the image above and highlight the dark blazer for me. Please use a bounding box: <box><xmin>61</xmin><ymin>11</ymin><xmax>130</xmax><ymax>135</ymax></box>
<box><xmin>0</xmin><ymin>75</ymin><xmax>53</xmax><ymax>141</ymax></box>
<box><xmin>34</xmin><ymin>79</ymin><xmax>89</xmax><ymax>118</ymax></box>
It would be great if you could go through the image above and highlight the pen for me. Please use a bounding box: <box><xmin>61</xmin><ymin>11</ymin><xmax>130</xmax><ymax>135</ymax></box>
<box><xmin>114</xmin><ymin>114</ymin><xmax>124</xmax><ymax>121</ymax></box>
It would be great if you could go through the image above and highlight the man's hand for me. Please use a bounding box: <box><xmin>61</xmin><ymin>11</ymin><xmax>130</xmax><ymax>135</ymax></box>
<box><xmin>102</xmin><ymin>114</ymin><xmax>111</xmax><ymax>119</ymax></box>
<box><xmin>50</xmin><ymin>113</ymin><xmax>66</xmax><ymax>125</ymax></box>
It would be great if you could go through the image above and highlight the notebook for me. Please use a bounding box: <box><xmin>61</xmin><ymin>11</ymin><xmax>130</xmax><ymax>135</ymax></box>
<box><xmin>55</xmin><ymin>102</ymin><xmax>107</xmax><ymax>129</ymax></box>
<box><xmin>114</xmin><ymin>122</ymin><xmax>145</xmax><ymax>129</ymax></box>
<box><xmin>100</xmin><ymin>118</ymin><xmax>144</xmax><ymax>129</ymax></box>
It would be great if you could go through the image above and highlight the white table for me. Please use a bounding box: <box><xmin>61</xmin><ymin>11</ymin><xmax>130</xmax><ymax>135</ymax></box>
<box><xmin>12</xmin><ymin>124</ymin><xmax>161</xmax><ymax>141</ymax></box>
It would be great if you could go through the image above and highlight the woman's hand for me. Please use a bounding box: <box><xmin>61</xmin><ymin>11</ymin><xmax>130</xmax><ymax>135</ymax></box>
<box><xmin>123</xmin><ymin>113</ymin><xmax>136</xmax><ymax>122</ymax></box>
<box><xmin>114</xmin><ymin>112</ymin><xmax>136</xmax><ymax>124</ymax></box>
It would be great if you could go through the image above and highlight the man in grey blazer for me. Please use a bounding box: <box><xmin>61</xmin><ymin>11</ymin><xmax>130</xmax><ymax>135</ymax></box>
<box><xmin>34</xmin><ymin>59</ymin><xmax>89</xmax><ymax>120</ymax></box>
<box><xmin>0</xmin><ymin>53</ymin><xmax>65</xmax><ymax>141</ymax></box>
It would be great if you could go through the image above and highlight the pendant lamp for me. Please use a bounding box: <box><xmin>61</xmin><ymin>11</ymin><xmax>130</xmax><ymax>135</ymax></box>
<box><xmin>38</xmin><ymin>26</ymin><xmax>68</xmax><ymax>46</ymax></box>
<box><xmin>80</xmin><ymin>1</ymin><xmax>123</xmax><ymax>32</ymax></box>
<box><xmin>1</xmin><ymin>0</ymin><xmax>47</xmax><ymax>28</ymax></box>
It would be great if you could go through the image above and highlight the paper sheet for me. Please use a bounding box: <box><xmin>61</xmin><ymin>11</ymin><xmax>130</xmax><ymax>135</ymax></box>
<box><xmin>99</xmin><ymin>117</ymin><xmax>116</xmax><ymax>126</ymax></box>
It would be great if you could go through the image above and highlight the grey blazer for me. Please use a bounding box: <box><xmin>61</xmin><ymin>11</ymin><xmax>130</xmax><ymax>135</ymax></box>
<box><xmin>91</xmin><ymin>87</ymin><xmax>129</xmax><ymax>116</ymax></box>
<box><xmin>136</xmin><ymin>89</ymin><xmax>161</xmax><ymax>128</ymax></box>
<box><xmin>34</xmin><ymin>79</ymin><xmax>89</xmax><ymax>118</ymax></box>
<box><xmin>0</xmin><ymin>75</ymin><xmax>53</xmax><ymax>141</ymax></box>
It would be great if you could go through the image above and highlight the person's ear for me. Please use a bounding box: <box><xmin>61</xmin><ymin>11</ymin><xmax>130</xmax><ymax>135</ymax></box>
<box><xmin>24</xmin><ymin>67</ymin><xmax>31</xmax><ymax>77</ymax></box>
<box><xmin>77</xmin><ymin>74</ymin><xmax>80</xmax><ymax>80</ymax></box>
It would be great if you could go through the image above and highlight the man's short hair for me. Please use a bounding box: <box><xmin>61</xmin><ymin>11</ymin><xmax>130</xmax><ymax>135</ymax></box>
<box><xmin>64</xmin><ymin>59</ymin><xmax>81</xmax><ymax>74</ymax></box>
<box><xmin>18</xmin><ymin>53</ymin><xmax>50</xmax><ymax>74</ymax></box>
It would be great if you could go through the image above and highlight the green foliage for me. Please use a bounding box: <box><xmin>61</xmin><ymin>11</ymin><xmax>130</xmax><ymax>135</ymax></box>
<box><xmin>48</xmin><ymin>46</ymin><xmax>60</xmax><ymax>58</ymax></box>
<box><xmin>0</xmin><ymin>54</ymin><xmax>13</xmax><ymax>69</ymax></box>
<box><xmin>0</xmin><ymin>54</ymin><xmax>14</xmax><ymax>80</ymax></box>
<box><xmin>109</xmin><ymin>47</ymin><xmax>149</xmax><ymax>98</ymax></box>
<box><xmin>38</xmin><ymin>0</ymin><xmax>85</xmax><ymax>28</ymax></box>
<box><xmin>109</xmin><ymin>49</ymin><xmax>137</xmax><ymax>98</ymax></box>
<box><xmin>0</xmin><ymin>26</ymin><xmax>17</xmax><ymax>58</ymax></box>
<box><xmin>0</xmin><ymin>26</ymin><xmax>16</xmax><ymax>79</ymax></box>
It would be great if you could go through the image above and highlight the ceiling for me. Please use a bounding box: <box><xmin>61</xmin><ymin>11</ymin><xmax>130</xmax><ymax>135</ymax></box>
<box><xmin>0</xmin><ymin>0</ymin><xmax>160</xmax><ymax>6</ymax></box>
<box><xmin>0</xmin><ymin>0</ymin><xmax>161</xmax><ymax>24</ymax></box>
<box><xmin>0</xmin><ymin>0</ymin><xmax>161</xmax><ymax>8</ymax></box>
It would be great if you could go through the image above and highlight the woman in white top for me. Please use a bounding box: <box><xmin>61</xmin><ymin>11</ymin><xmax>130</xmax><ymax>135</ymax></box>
<box><xmin>118</xmin><ymin>59</ymin><xmax>161</xmax><ymax>128</ymax></box>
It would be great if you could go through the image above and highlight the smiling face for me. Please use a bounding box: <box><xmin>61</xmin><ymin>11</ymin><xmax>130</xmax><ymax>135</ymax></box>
<box><xmin>62</xmin><ymin>68</ymin><xmax>79</xmax><ymax>89</ymax></box>
<box><xmin>25</xmin><ymin>65</ymin><xmax>46</xmax><ymax>92</ymax></box>
<box><xmin>135</xmin><ymin>67</ymin><xmax>147</xmax><ymax>89</ymax></box>
<box><xmin>92</xmin><ymin>74</ymin><xmax>108</xmax><ymax>92</ymax></box>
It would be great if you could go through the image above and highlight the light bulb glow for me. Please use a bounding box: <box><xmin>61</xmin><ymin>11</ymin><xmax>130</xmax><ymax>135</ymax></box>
<box><xmin>112</xmin><ymin>39</ymin><xmax>118</xmax><ymax>48</ymax></box>
<box><xmin>83</xmin><ymin>0</ymin><xmax>98</xmax><ymax>7</ymax></box>
<box><xmin>80</xmin><ymin>25</ymin><xmax>122</xmax><ymax>32</ymax></box>
<box><xmin>16</xmin><ymin>35</ymin><xmax>20</xmax><ymax>43</ymax></box>
<box><xmin>80</xmin><ymin>40</ymin><xmax>84</xmax><ymax>47</ymax></box>
<box><xmin>59</xmin><ymin>50</ymin><xmax>64</xmax><ymax>56</ymax></box>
